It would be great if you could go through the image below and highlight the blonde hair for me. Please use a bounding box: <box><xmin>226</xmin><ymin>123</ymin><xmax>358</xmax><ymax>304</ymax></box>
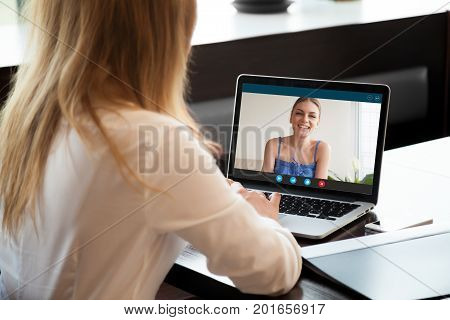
<box><xmin>0</xmin><ymin>0</ymin><xmax>218</xmax><ymax>235</ymax></box>
<box><xmin>290</xmin><ymin>97</ymin><xmax>321</xmax><ymax>119</ymax></box>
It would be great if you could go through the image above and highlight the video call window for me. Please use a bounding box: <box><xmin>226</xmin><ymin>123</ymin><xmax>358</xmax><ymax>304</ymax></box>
<box><xmin>233</xmin><ymin>88</ymin><xmax>382</xmax><ymax>187</ymax></box>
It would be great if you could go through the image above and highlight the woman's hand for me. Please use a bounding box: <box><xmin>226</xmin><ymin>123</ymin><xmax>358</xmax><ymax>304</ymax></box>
<box><xmin>227</xmin><ymin>179</ymin><xmax>280</xmax><ymax>221</ymax></box>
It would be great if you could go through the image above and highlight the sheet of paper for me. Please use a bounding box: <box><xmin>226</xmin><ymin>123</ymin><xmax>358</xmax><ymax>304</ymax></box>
<box><xmin>175</xmin><ymin>244</ymin><xmax>235</xmax><ymax>287</ymax></box>
<box><xmin>302</xmin><ymin>223</ymin><xmax>450</xmax><ymax>259</ymax></box>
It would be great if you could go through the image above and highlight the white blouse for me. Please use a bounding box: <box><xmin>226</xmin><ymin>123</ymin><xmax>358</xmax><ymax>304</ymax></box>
<box><xmin>0</xmin><ymin>108</ymin><xmax>302</xmax><ymax>299</ymax></box>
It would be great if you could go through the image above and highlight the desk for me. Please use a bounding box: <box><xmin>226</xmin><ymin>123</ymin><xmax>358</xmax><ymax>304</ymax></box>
<box><xmin>158</xmin><ymin>137</ymin><xmax>450</xmax><ymax>299</ymax></box>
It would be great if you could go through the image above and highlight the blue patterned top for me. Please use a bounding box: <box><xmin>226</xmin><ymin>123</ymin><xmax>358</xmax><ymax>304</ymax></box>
<box><xmin>274</xmin><ymin>137</ymin><xmax>320</xmax><ymax>178</ymax></box>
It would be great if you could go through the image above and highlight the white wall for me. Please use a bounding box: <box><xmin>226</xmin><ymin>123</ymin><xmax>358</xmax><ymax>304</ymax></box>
<box><xmin>234</xmin><ymin>93</ymin><xmax>360</xmax><ymax>178</ymax></box>
<box><xmin>0</xmin><ymin>0</ymin><xmax>18</xmax><ymax>26</ymax></box>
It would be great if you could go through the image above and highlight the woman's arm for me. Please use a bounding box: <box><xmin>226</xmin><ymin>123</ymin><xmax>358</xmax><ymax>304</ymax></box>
<box><xmin>315</xmin><ymin>141</ymin><xmax>331</xmax><ymax>179</ymax></box>
<box><xmin>141</xmin><ymin>123</ymin><xmax>301</xmax><ymax>295</ymax></box>
<box><xmin>262</xmin><ymin>139</ymin><xmax>276</xmax><ymax>172</ymax></box>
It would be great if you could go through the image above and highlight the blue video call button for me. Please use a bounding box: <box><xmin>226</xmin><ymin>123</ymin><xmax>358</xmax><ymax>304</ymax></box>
<box><xmin>303</xmin><ymin>178</ymin><xmax>311</xmax><ymax>186</ymax></box>
<box><xmin>289</xmin><ymin>176</ymin><xmax>297</xmax><ymax>184</ymax></box>
<box><xmin>276</xmin><ymin>175</ymin><xmax>283</xmax><ymax>183</ymax></box>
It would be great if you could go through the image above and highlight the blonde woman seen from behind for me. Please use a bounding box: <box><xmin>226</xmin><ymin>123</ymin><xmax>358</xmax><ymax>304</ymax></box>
<box><xmin>0</xmin><ymin>0</ymin><xmax>301</xmax><ymax>299</ymax></box>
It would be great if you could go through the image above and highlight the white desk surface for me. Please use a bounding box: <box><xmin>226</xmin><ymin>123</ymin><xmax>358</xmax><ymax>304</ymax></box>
<box><xmin>376</xmin><ymin>137</ymin><xmax>450</xmax><ymax>225</ymax></box>
<box><xmin>193</xmin><ymin>0</ymin><xmax>450</xmax><ymax>45</ymax></box>
<box><xmin>1</xmin><ymin>0</ymin><xmax>449</xmax><ymax>68</ymax></box>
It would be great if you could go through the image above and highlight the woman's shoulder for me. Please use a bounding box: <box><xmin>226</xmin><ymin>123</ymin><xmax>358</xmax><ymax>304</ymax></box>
<box><xmin>318</xmin><ymin>140</ymin><xmax>330</xmax><ymax>148</ymax></box>
<box><xmin>315</xmin><ymin>140</ymin><xmax>331</xmax><ymax>154</ymax></box>
<box><xmin>265</xmin><ymin>137</ymin><xmax>284</xmax><ymax>151</ymax></box>
<box><xmin>90</xmin><ymin>107</ymin><xmax>199</xmax><ymax>155</ymax></box>
<box><xmin>99</xmin><ymin>108</ymin><xmax>183</xmax><ymax>130</ymax></box>
<box><xmin>266</xmin><ymin>137</ymin><xmax>279</xmax><ymax>145</ymax></box>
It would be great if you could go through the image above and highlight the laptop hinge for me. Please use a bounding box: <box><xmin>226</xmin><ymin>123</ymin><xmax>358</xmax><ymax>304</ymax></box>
<box><xmin>250</xmin><ymin>186</ymin><xmax>361</xmax><ymax>203</ymax></box>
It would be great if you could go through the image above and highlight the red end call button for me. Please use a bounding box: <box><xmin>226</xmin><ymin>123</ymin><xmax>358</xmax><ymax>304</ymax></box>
<box><xmin>318</xmin><ymin>180</ymin><xmax>326</xmax><ymax>188</ymax></box>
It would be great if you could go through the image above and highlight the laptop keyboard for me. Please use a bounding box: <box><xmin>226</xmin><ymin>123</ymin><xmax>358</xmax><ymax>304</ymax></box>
<box><xmin>266</xmin><ymin>193</ymin><xmax>360</xmax><ymax>221</ymax></box>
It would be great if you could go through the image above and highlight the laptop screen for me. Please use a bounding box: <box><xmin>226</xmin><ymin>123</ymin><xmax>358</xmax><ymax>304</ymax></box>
<box><xmin>229</xmin><ymin>78</ymin><xmax>388</xmax><ymax>197</ymax></box>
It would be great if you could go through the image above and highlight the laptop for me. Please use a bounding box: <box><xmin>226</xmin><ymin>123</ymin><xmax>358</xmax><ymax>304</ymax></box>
<box><xmin>227</xmin><ymin>74</ymin><xmax>390</xmax><ymax>239</ymax></box>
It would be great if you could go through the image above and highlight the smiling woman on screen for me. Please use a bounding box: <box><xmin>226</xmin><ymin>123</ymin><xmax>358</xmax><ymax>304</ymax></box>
<box><xmin>262</xmin><ymin>98</ymin><xmax>331</xmax><ymax>179</ymax></box>
<box><xmin>0</xmin><ymin>0</ymin><xmax>301</xmax><ymax>299</ymax></box>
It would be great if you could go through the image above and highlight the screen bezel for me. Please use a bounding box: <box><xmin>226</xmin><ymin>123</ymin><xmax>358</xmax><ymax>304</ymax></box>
<box><xmin>227</xmin><ymin>74</ymin><xmax>390</xmax><ymax>204</ymax></box>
